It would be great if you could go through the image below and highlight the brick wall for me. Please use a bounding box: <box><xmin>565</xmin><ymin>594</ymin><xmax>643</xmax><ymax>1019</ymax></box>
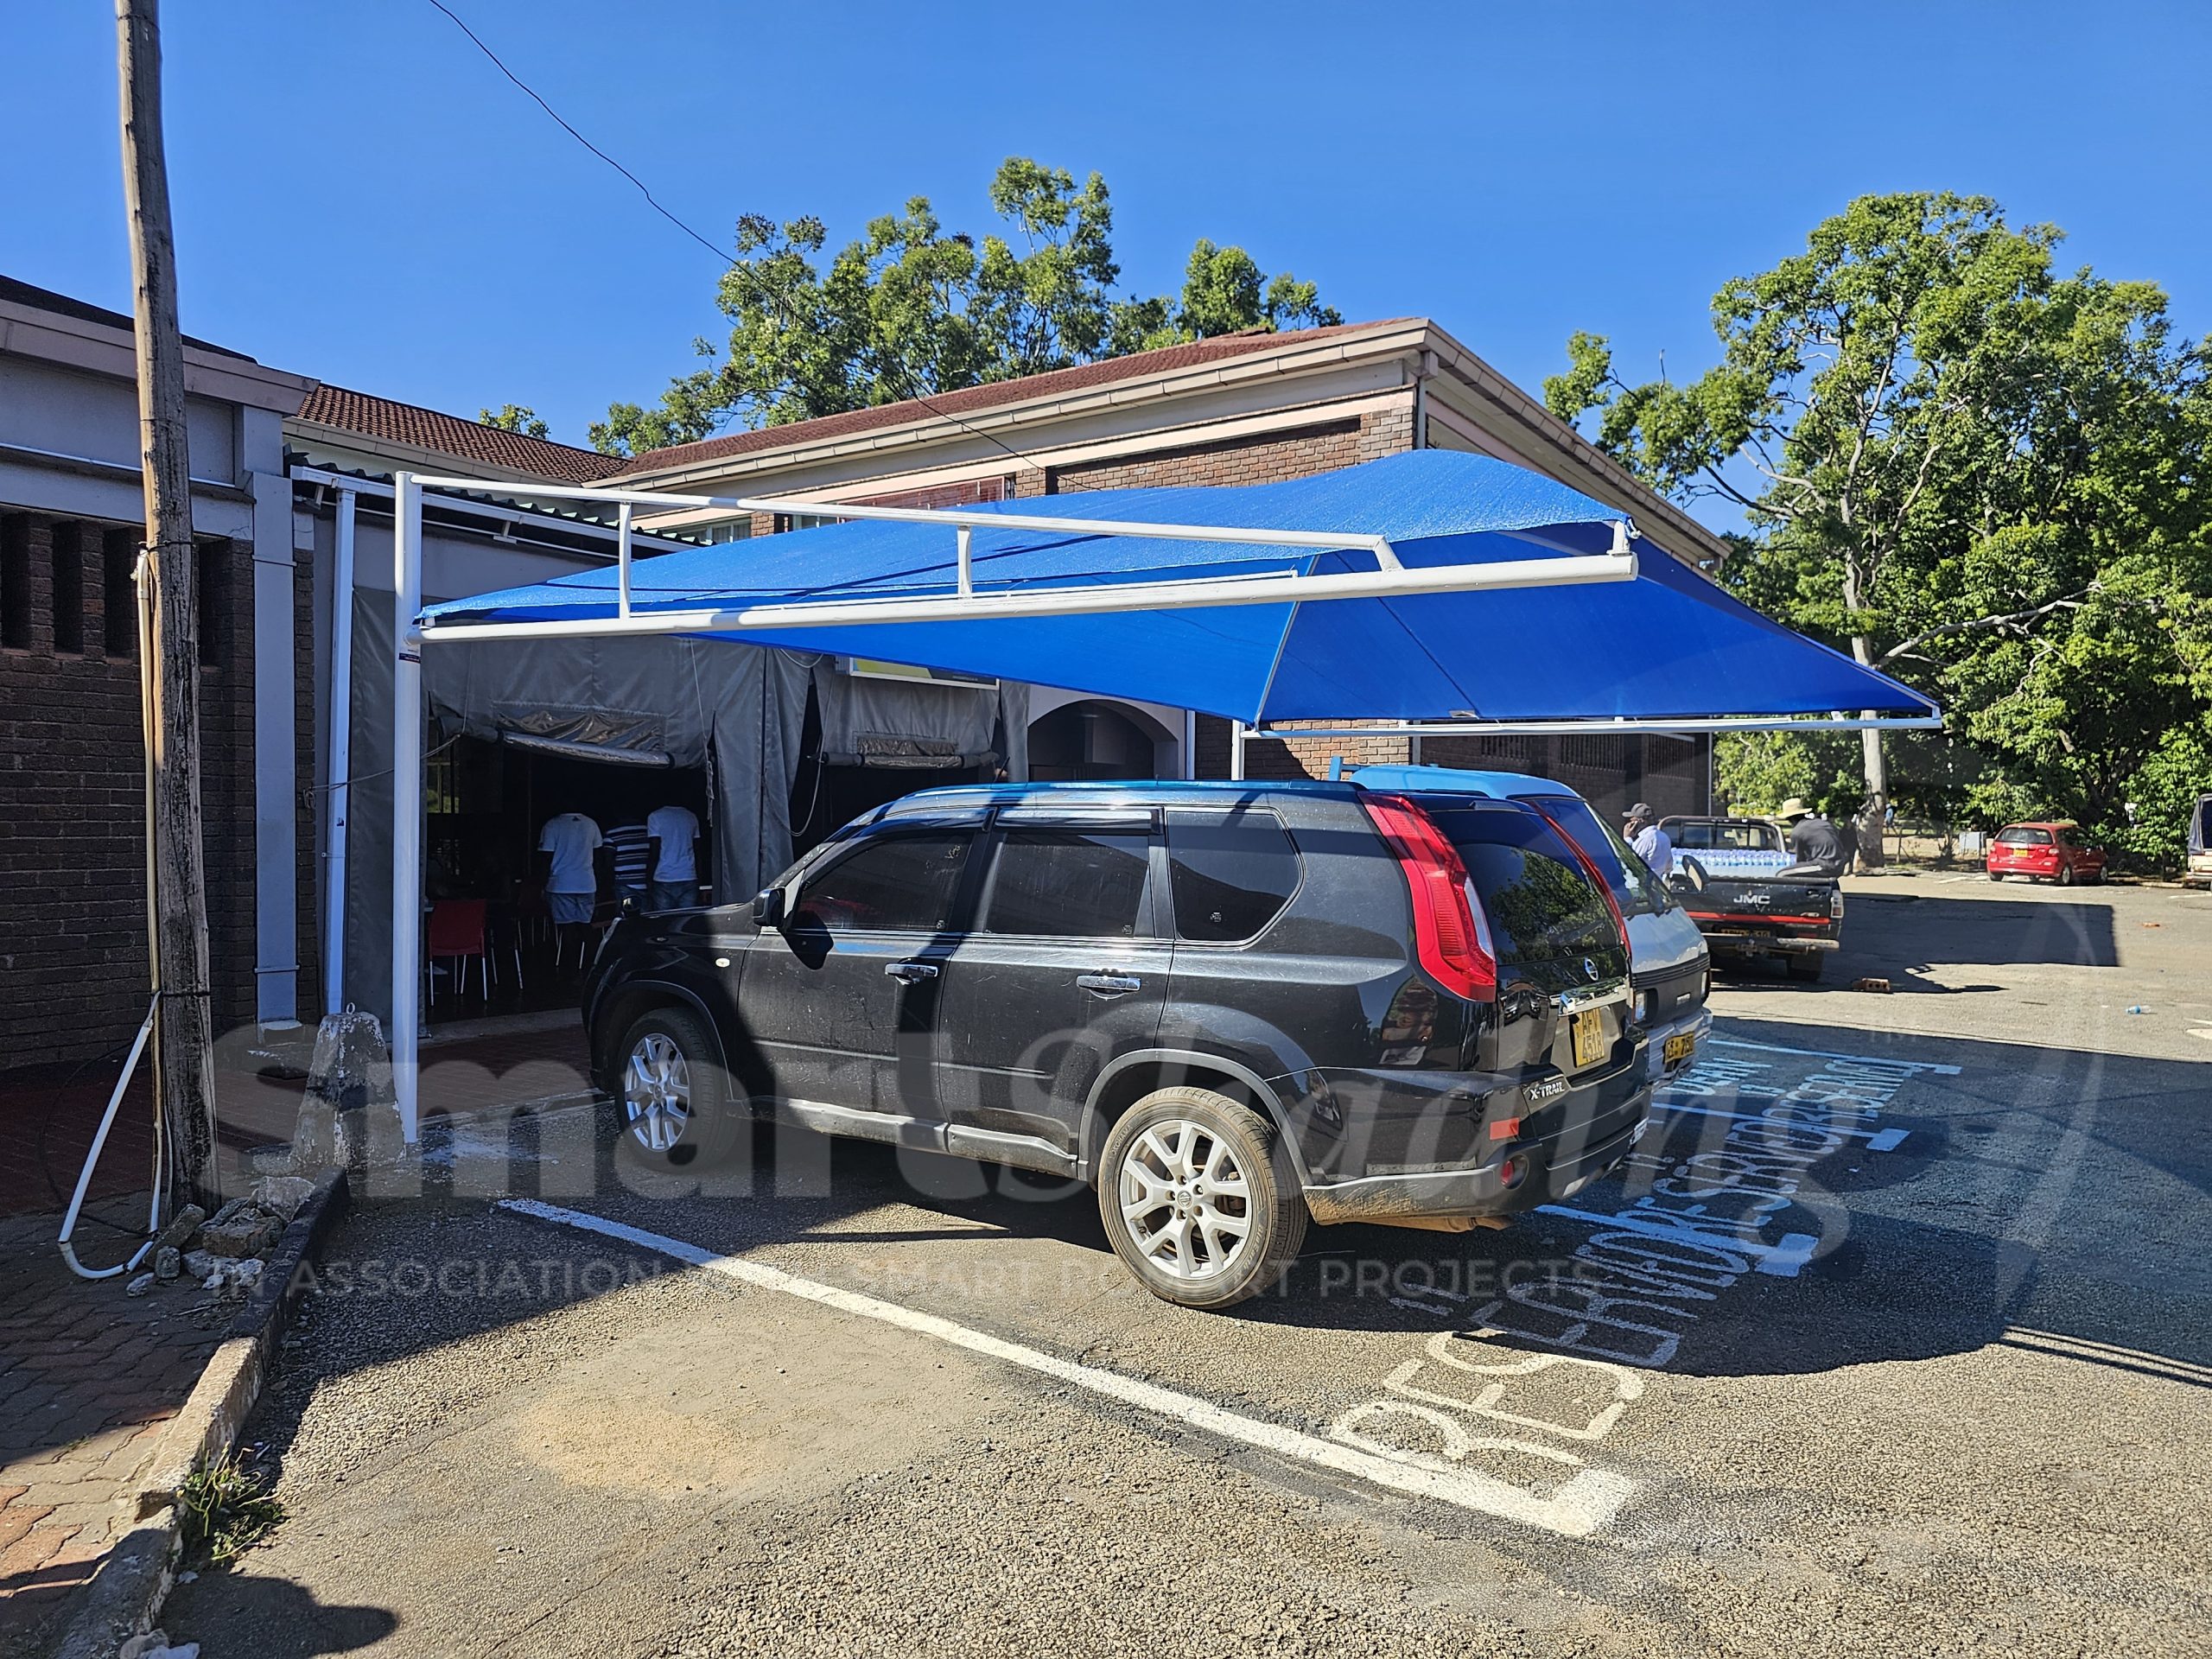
<box><xmin>0</xmin><ymin>512</ymin><xmax>261</xmax><ymax>1072</ymax></box>
<box><xmin>1023</xmin><ymin>398</ymin><xmax>1414</xmax><ymax>497</ymax></box>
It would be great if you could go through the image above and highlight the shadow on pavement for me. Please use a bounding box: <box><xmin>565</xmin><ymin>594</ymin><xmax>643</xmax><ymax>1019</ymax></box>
<box><xmin>164</xmin><ymin>1569</ymin><xmax>397</xmax><ymax>1656</ymax></box>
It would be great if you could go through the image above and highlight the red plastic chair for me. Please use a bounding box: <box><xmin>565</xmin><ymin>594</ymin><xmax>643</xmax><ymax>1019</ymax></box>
<box><xmin>427</xmin><ymin>899</ymin><xmax>490</xmax><ymax>1002</ymax></box>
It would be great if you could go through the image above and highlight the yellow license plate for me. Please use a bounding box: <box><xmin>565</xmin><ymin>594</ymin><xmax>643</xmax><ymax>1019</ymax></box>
<box><xmin>1663</xmin><ymin>1031</ymin><xmax>1698</xmax><ymax>1067</ymax></box>
<box><xmin>1570</xmin><ymin>1010</ymin><xmax>1606</xmax><ymax>1068</ymax></box>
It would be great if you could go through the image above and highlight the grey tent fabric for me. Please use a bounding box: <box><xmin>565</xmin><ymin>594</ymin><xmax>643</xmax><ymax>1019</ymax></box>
<box><xmin>341</xmin><ymin>589</ymin><xmax>397</xmax><ymax>1026</ymax></box>
<box><xmin>997</xmin><ymin>680</ymin><xmax>1032</xmax><ymax>781</ymax></box>
<box><xmin>340</xmin><ymin>622</ymin><xmax>1016</xmax><ymax>1023</ymax></box>
<box><xmin>423</xmin><ymin>633</ymin><xmax>812</xmax><ymax>918</ymax></box>
<box><xmin>809</xmin><ymin>665</ymin><xmax>1002</xmax><ymax>769</ymax></box>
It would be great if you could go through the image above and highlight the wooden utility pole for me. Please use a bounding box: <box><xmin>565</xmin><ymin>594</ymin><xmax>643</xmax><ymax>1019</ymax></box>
<box><xmin>117</xmin><ymin>0</ymin><xmax>219</xmax><ymax>1210</ymax></box>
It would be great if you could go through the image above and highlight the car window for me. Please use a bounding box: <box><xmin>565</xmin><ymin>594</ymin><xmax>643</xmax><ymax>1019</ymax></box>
<box><xmin>1434</xmin><ymin>804</ymin><xmax>1625</xmax><ymax>993</ymax></box>
<box><xmin>1528</xmin><ymin>796</ymin><xmax>1669</xmax><ymax>916</ymax></box>
<box><xmin>978</xmin><ymin>827</ymin><xmax>1152</xmax><ymax>938</ymax></box>
<box><xmin>1166</xmin><ymin>808</ymin><xmax>1301</xmax><ymax>941</ymax></box>
<box><xmin>791</xmin><ymin>831</ymin><xmax>971</xmax><ymax>932</ymax></box>
<box><xmin>1998</xmin><ymin>827</ymin><xmax>2053</xmax><ymax>846</ymax></box>
<box><xmin>1668</xmin><ymin>820</ymin><xmax>1712</xmax><ymax>849</ymax></box>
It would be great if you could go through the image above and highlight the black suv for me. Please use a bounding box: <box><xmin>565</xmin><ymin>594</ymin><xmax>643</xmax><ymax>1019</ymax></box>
<box><xmin>585</xmin><ymin>782</ymin><xmax>1650</xmax><ymax>1308</ymax></box>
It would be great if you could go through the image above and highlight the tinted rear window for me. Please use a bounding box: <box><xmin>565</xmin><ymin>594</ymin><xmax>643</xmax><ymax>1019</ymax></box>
<box><xmin>1998</xmin><ymin>827</ymin><xmax>2053</xmax><ymax>846</ymax></box>
<box><xmin>978</xmin><ymin>828</ymin><xmax>1152</xmax><ymax>938</ymax></box>
<box><xmin>1434</xmin><ymin>804</ymin><xmax>1625</xmax><ymax>990</ymax></box>
<box><xmin>1166</xmin><ymin>808</ymin><xmax>1300</xmax><ymax>941</ymax></box>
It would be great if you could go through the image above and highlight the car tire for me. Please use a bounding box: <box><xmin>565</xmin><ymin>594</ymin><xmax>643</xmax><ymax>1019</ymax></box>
<box><xmin>1987</xmin><ymin>871</ymin><xmax>2003</xmax><ymax>882</ymax></box>
<box><xmin>613</xmin><ymin>1006</ymin><xmax>741</xmax><ymax>1169</ymax></box>
<box><xmin>1096</xmin><ymin>1087</ymin><xmax>1307</xmax><ymax>1311</ymax></box>
<box><xmin>1786</xmin><ymin>954</ymin><xmax>1825</xmax><ymax>982</ymax></box>
<box><xmin>2058</xmin><ymin>863</ymin><xmax>2075</xmax><ymax>887</ymax></box>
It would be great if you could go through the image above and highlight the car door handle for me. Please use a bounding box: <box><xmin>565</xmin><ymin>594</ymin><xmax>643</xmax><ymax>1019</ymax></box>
<box><xmin>1077</xmin><ymin>973</ymin><xmax>1141</xmax><ymax>995</ymax></box>
<box><xmin>884</xmin><ymin>961</ymin><xmax>939</xmax><ymax>983</ymax></box>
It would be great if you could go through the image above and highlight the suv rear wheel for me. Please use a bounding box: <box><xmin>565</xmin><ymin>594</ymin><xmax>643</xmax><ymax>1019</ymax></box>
<box><xmin>614</xmin><ymin>1006</ymin><xmax>739</xmax><ymax>1169</ymax></box>
<box><xmin>1097</xmin><ymin>1087</ymin><xmax>1306</xmax><ymax>1310</ymax></box>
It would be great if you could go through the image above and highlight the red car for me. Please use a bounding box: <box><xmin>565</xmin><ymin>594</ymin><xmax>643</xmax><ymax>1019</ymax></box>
<box><xmin>1987</xmin><ymin>822</ymin><xmax>2107</xmax><ymax>886</ymax></box>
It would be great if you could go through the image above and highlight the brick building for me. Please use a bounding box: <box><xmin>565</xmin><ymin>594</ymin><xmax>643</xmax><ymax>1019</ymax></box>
<box><xmin>0</xmin><ymin>277</ymin><xmax>312</xmax><ymax>1071</ymax></box>
<box><xmin>610</xmin><ymin>315</ymin><xmax>1726</xmax><ymax>814</ymax></box>
<box><xmin>0</xmin><ymin>278</ymin><xmax>644</xmax><ymax>1073</ymax></box>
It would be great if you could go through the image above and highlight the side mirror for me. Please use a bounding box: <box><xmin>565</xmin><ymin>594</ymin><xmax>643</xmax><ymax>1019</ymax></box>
<box><xmin>752</xmin><ymin>887</ymin><xmax>786</xmax><ymax>927</ymax></box>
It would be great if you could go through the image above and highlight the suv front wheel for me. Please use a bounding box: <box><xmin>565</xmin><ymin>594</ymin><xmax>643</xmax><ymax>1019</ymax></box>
<box><xmin>1097</xmin><ymin>1088</ymin><xmax>1307</xmax><ymax>1310</ymax></box>
<box><xmin>613</xmin><ymin>1006</ymin><xmax>739</xmax><ymax>1169</ymax></box>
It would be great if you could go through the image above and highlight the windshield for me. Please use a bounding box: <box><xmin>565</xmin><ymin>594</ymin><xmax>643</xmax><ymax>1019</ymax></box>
<box><xmin>1431</xmin><ymin>803</ymin><xmax>1627</xmax><ymax>994</ymax></box>
<box><xmin>1998</xmin><ymin>827</ymin><xmax>2053</xmax><ymax>846</ymax></box>
<box><xmin>1527</xmin><ymin>795</ymin><xmax>1671</xmax><ymax>917</ymax></box>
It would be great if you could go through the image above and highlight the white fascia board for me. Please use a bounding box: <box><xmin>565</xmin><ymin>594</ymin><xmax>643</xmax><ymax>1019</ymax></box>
<box><xmin>607</xmin><ymin>321</ymin><xmax>1432</xmax><ymax>493</ymax></box>
<box><xmin>0</xmin><ymin>300</ymin><xmax>315</xmax><ymax>413</ymax></box>
<box><xmin>1416</xmin><ymin>330</ymin><xmax>1732</xmax><ymax>570</ymax></box>
<box><xmin>632</xmin><ymin>384</ymin><xmax>1414</xmax><ymax>532</ymax></box>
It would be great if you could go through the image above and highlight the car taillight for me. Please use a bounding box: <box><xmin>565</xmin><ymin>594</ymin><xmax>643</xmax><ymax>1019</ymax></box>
<box><xmin>1535</xmin><ymin>808</ymin><xmax>1631</xmax><ymax>957</ymax></box>
<box><xmin>1361</xmin><ymin>794</ymin><xmax>1498</xmax><ymax>1002</ymax></box>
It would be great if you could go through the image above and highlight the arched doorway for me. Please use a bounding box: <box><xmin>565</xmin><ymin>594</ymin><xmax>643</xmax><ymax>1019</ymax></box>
<box><xmin>1027</xmin><ymin>699</ymin><xmax>1166</xmax><ymax>781</ymax></box>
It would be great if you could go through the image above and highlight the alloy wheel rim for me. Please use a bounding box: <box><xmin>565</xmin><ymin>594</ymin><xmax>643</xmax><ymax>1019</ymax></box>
<box><xmin>1117</xmin><ymin>1118</ymin><xmax>1253</xmax><ymax>1281</ymax></box>
<box><xmin>623</xmin><ymin>1033</ymin><xmax>691</xmax><ymax>1153</ymax></box>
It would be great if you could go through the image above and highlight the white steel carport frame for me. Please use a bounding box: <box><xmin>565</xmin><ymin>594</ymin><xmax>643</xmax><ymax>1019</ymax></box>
<box><xmin>385</xmin><ymin>470</ymin><xmax>1933</xmax><ymax>1141</ymax></box>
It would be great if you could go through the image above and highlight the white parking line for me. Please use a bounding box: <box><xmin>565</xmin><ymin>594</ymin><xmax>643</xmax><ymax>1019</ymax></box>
<box><xmin>499</xmin><ymin>1198</ymin><xmax>1634</xmax><ymax>1538</ymax></box>
<box><xmin>1709</xmin><ymin>1037</ymin><xmax>1962</xmax><ymax>1076</ymax></box>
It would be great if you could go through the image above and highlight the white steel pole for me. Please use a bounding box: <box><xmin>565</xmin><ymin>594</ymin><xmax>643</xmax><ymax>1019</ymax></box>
<box><xmin>616</xmin><ymin>500</ymin><xmax>632</xmax><ymax>619</ymax></box>
<box><xmin>323</xmin><ymin>488</ymin><xmax>357</xmax><ymax>1014</ymax></box>
<box><xmin>1230</xmin><ymin>721</ymin><xmax>1247</xmax><ymax>781</ymax></box>
<box><xmin>391</xmin><ymin>473</ymin><xmax>423</xmax><ymax>1143</ymax></box>
<box><xmin>956</xmin><ymin>524</ymin><xmax>973</xmax><ymax>600</ymax></box>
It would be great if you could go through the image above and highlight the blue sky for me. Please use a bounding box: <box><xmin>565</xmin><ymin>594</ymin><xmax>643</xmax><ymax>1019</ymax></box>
<box><xmin>6</xmin><ymin>0</ymin><xmax>2208</xmax><ymax>517</ymax></box>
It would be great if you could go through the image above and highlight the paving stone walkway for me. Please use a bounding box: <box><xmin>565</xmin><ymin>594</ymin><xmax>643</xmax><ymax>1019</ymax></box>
<box><xmin>0</xmin><ymin>1016</ymin><xmax>594</xmax><ymax>1653</ymax></box>
<box><xmin>0</xmin><ymin>1211</ymin><xmax>231</xmax><ymax>1656</ymax></box>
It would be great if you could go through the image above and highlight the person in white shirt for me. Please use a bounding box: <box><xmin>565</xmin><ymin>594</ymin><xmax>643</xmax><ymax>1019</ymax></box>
<box><xmin>1624</xmin><ymin>801</ymin><xmax>1675</xmax><ymax>878</ymax></box>
<box><xmin>645</xmin><ymin>803</ymin><xmax>702</xmax><ymax>911</ymax></box>
<box><xmin>537</xmin><ymin>811</ymin><xmax>605</xmax><ymax>968</ymax></box>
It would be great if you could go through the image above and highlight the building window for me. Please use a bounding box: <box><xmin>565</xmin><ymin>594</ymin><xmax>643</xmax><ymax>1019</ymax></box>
<box><xmin>1</xmin><ymin>516</ymin><xmax>29</xmax><ymax>649</ymax></box>
<box><xmin>699</xmin><ymin>517</ymin><xmax>751</xmax><ymax>544</ymax></box>
<box><xmin>50</xmin><ymin>524</ymin><xmax>84</xmax><ymax>654</ymax></box>
<box><xmin>772</xmin><ymin>511</ymin><xmax>838</xmax><ymax>535</ymax></box>
<box><xmin>103</xmin><ymin>528</ymin><xmax>138</xmax><ymax>659</ymax></box>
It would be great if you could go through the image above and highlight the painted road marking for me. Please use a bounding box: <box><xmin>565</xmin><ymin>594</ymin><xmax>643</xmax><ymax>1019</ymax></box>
<box><xmin>1658</xmin><ymin>1101</ymin><xmax>1910</xmax><ymax>1150</ymax></box>
<box><xmin>1711</xmin><ymin>1036</ymin><xmax>1962</xmax><ymax>1075</ymax></box>
<box><xmin>499</xmin><ymin>1198</ymin><xmax>1634</xmax><ymax>1539</ymax></box>
<box><xmin>1537</xmin><ymin>1204</ymin><xmax>1821</xmax><ymax>1278</ymax></box>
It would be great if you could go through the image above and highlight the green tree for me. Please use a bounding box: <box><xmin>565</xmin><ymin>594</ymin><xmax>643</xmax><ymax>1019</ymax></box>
<box><xmin>592</xmin><ymin>157</ymin><xmax>1337</xmax><ymax>456</ymax></box>
<box><xmin>1547</xmin><ymin>192</ymin><xmax>2211</xmax><ymax>863</ymax></box>
<box><xmin>479</xmin><ymin>404</ymin><xmax>550</xmax><ymax>439</ymax></box>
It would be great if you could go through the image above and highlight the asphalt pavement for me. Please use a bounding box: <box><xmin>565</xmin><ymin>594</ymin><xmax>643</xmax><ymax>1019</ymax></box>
<box><xmin>165</xmin><ymin>874</ymin><xmax>2212</xmax><ymax>1658</ymax></box>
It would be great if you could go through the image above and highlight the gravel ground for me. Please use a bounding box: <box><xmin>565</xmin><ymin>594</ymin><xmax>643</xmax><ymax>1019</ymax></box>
<box><xmin>166</xmin><ymin>878</ymin><xmax>2212</xmax><ymax>1658</ymax></box>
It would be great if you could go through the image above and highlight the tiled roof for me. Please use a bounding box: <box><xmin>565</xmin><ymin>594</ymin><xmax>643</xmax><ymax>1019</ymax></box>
<box><xmin>293</xmin><ymin>385</ymin><xmax>626</xmax><ymax>484</ymax></box>
<box><xmin>611</xmin><ymin>320</ymin><xmax>1414</xmax><ymax>478</ymax></box>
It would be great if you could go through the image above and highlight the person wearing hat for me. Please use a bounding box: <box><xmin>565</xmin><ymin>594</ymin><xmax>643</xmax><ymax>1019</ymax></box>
<box><xmin>1624</xmin><ymin>802</ymin><xmax>1675</xmax><ymax>877</ymax></box>
<box><xmin>1777</xmin><ymin>798</ymin><xmax>1847</xmax><ymax>874</ymax></box>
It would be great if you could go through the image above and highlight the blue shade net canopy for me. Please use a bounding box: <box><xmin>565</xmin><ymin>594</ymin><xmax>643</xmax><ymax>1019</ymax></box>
<box><xmin>420</xmin><ymin>450</ymin><xmax>1936</xmax><ymax>727</ymax></box>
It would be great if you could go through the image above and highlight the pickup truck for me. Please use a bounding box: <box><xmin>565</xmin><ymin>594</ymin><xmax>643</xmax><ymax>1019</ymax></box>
<box><xmin>1657</xmin><ymin>815</ymin><xmax>1845</xmax><ymax>982</ymax></box>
